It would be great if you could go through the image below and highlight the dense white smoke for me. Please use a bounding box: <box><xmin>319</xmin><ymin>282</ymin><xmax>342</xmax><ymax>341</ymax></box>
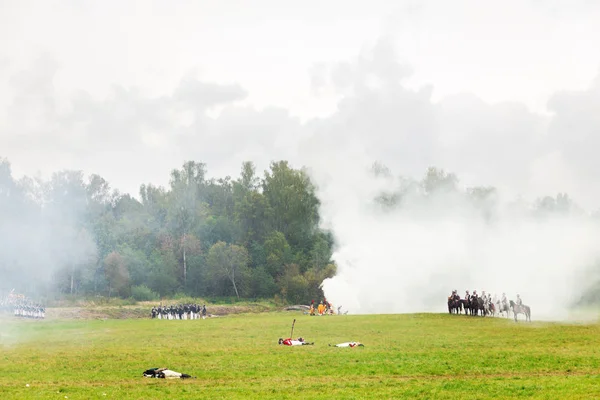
<box><xmin>292</xmin><ymin>37</ymin><xmax>600</xmax><ymax>322</ymax></box>
<box><xmin>316</xmin><ymin>165</ymin><xmax>600</xmax><ymax>320</ymax></box>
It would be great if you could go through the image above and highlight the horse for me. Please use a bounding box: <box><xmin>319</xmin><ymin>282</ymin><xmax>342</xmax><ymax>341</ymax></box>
<box><xmin>487</xmin><ymin>301</ymin><xmax>496</xmax><ymax>317</ymax></box>
<box><xmin>447</xmin><ymin>296</ymin><xmax>462</xmax><ymax>314</ymax></box>
<box><xmin>496</xmin><ymin>300</ymin><xmax>510</xmax><ymax>318</ymax></box>
<box><xmin>463</xmin><ymin>298</ymin><xmax>477</xmax><ymax>316</ymax></box>
<box><xmin>476</xmin><ymin>297</ymin><xmax>488</xmax><ymax>316</ymax></box>
<box><xmin>459</xmin><ymin>299</ymin><xmax>470</xmax><ymax>315</ymax></box>
<box><xmin>509</xmin><ymin>300</ymin><xmax>531</xmax><ymax>322</ymax></box>
<box><xmin>458</xmin><ymin>298</ymin><xmax>470</xmax><ymax>315</ymax></box>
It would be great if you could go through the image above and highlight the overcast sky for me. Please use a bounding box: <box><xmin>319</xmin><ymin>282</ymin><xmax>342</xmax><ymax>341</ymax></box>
<box><xmin>1</xmin><ymin>0</ymin><xmax>600</xmax><ymax>209</ymax></box>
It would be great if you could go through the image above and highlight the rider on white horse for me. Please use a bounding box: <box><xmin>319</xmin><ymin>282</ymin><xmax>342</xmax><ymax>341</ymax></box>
<box><xmin>516</xmin><ymin>294</ymin><xmax>523</xmax><ymax>306</ymax></box>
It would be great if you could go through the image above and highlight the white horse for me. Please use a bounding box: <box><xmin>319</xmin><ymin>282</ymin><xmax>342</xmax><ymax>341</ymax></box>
<box><xmin>496</xmin><ymin>300</ymin><xmax>511</xmax><ymax>318</ymax></box>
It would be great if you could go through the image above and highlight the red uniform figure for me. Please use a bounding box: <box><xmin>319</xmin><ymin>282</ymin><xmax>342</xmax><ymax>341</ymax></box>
<box><xmin>278</xmin><ymin>337</ymin><xmax>314</xmax><ymax>346</ymax></box>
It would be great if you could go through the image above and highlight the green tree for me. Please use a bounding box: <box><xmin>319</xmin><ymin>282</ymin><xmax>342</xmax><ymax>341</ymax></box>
<box><xmin>262</xmin><ymin>161</ymin><xmax>320</xmax><ymax>249</ymax></box>
<box><xmin>422</xmin><ymin>167</ymin><xmax>458</xmax><ymax>195</ymax></box>
<box><xmin>103</xmin><ymin>251</ymin><xmax>130</xmax><ymax>297</ymax></box>
<box><xmin>310</xmin><ymin>233</ymin><xmax>333</xmax><ymax>270</ymax></box>
<box><xmin>167</xmin><ymin>161</ymin><xmax>208</xmax><ymax>287</ymax></box>
<box><xmin>233</xmin><ymin>161</ymin><xmax>272</xmax><ymax>245</ymax></box>
<box><xmin>263</xmin><ymin>231</ymin><xmax>292</xmax><ymax>278</ymax></box>
<box><xmin>277</xmin><ymin>264</ymin><xmax>309</xmax><ymax>304</ymax></box>
<box><xmin>206</xmin><ymin>241</ymin><xmax>250</xmax><ymax>298</ymax></box>
<box><xmin>0</xmin><ymin>156</ymin><xmax>341</xmax><ymax>302</ymax></box>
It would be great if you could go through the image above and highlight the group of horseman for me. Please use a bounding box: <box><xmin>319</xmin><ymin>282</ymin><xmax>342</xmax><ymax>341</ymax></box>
<box><xmin>448</xmin><ymin>289</ymin><xmax>523</xmax><ymax>317</ymax></box>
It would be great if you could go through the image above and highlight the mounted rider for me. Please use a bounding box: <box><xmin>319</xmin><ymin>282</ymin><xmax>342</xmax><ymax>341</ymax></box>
<box><xmin>464</xmin><ymin>290</ymin><xmax>471</xmax><ymax>302</ymax></box>
<box><xmin>501</xmin><ymin>292</ymin><xmax>508</xmax><ymax>307</ymax></box>
<box><xmin>516</xmin><ymin>294</ymin><xmax>523</xmax><ymax>306</ymax></box>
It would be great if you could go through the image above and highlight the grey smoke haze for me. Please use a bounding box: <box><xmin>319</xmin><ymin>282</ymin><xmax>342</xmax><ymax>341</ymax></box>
<box><xmin>307</xmin><ymin>41</ymin><xmax>600</xmax><ymax>320</ymax></box>
<box><xmin>0</xmin><ymin>166</ymin><xmax>98</xmax><ymax>295</ymax></box>
<box><xmin>318</xmin><ymin>165</ymin><xmax>600</xmax><ymax>320</ymax></box>
<box><xmin>1</xmin><ymin>1</ymin><xmax>600</xmax><ymax>320</ymax></box>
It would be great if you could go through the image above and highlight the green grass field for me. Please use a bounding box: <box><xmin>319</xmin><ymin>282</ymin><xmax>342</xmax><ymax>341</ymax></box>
<box><xmin>1</xmin><ymin>312</ymin><xmax>599</xmax><ymax>399</ymax></box>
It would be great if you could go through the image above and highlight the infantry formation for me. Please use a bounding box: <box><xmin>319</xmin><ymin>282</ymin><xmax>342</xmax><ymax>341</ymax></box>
<box><xmin>447</xmin><ymin>290</ymin><xmax>531</xmax><ymax>322</ymax></box>
<box><xmin>0</xmin><ymin>290</ymin><xmax>46</xmax><ymax>319</ymax></box>
<box><xmin>150</xmin><ymin>303</ymin><xmax>207</xmax><ymax>320</ymax></box>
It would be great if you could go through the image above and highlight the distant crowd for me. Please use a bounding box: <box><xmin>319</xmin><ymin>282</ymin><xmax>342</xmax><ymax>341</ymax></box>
<box><xmin>150</xmin><ymin>303</ymin><xmax>207</xmax><ymax>320</ymax></box>
<box><xmin>0</xmin><ymin>290</ymin><xmax>46</xmax><ymax>319</ymax></box>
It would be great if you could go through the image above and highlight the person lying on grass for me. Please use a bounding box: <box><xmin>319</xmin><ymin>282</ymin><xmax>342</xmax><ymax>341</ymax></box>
<box><xmin>143</xmin><ymin>367</ymin><xmax>195</xmax><ymax>379</ymax></box>
<box><xmin>278</xmin><ymin>337</ymin><xmax>314</xmax><ymax>346</ymax></box>
<box><xmin>329</xmin><ymin>342</ymin><xmax>364</xmax><ymax>348</ymax></box>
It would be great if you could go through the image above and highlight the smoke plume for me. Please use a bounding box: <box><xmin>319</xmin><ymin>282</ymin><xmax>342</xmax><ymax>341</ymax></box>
<box><xmin>0</xmin><ymin>163</ymin><xmax>98</xmax><ymax>300</ymax></box>
<box><xmin>317</xmin><ymin>164</ymin><xmax>600</xmax><ymax>320</ymax></box>
<box><xmin>304</xmin><ymin>40</ymin><xmax>600</xmax><ymax>322</ymax></box>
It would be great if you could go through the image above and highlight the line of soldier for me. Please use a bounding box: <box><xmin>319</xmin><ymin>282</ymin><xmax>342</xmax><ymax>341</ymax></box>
<box><xmin>1</xmin><ymin>294</ymin><xmax>46</xmax><ymax>319</ymax></box>
<box><xmin>150</xmin><ymin>304</ymin><xmax>207</xmax><ymax>320</ymax></box>
<box><xmin>13</xmin><ymin>302</ymin><xmax>46</xmax><ymax>319</ymax></box>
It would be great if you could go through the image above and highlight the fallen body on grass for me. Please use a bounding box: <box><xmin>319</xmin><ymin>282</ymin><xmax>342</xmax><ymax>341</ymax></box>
<box><xmin>143</xmin><ymin>367</ymin><xmax>195</xmax><ymax>379</ymax></box>
<box><xmin>278</xmin><ymin>337</ymin><xmax>314</xmax><ymax>346</ymax></box>
<box><xmin>329</xmin><ymin>342</ymin><xmax>364</xmax><ymax>347</ymax></box>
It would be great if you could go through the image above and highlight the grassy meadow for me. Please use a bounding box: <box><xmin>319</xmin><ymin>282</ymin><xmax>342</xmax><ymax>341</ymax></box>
<box><xmin>1</xmin><ymin>311</ymin><xmax>600</xmax><ymax>399</ymax></box>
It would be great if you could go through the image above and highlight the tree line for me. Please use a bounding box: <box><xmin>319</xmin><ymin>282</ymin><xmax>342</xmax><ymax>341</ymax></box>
<box><xmin>1</xmin><ymin>156</ymin><xmax>598</xmax><ymax>305</ymax></box>
<box><xmin>0</xmin><ymin>158</ymin><xmax>335</xmax><ymax>304</ymax></box>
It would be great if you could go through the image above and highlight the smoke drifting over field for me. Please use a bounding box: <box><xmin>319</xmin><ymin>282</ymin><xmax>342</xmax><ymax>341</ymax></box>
<box><xmin>317</xmin><ymin>165</ymin><xmax>600</xmax><ymax>320</ymax></box>
<box><xmin>301</xmin><ymin>40</ymin><xmax>600</xmax><ymax>321</ymax></box>
<box><xmin>2</xmin><ymin>2</ymin><xmax>600</xmax><ymax>324</ymax></box>
<box><xmin>0</xmin><ymin>165</ymin><xmax>98</xmax><ymax>297</ymax></box>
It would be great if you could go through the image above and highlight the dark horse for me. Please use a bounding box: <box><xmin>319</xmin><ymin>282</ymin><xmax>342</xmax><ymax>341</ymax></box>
<box><xmin>509</xmin><ymin>300</ymin><xmax>531</xmax><ymax>322</ymax></box>
<box><xmin>460</xmin><ymin>298</ymin><xmax>476</xmax><ymax>315</ymax></box>
<box><xmin>447</xmin><ymin>296</ymin><xmax>462</xmax><ymax>314</ymax></box>
<box><xmin>476</xmin><ymin>297</ymin><xmax>488</xmax><ymax>317</ymax></box>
